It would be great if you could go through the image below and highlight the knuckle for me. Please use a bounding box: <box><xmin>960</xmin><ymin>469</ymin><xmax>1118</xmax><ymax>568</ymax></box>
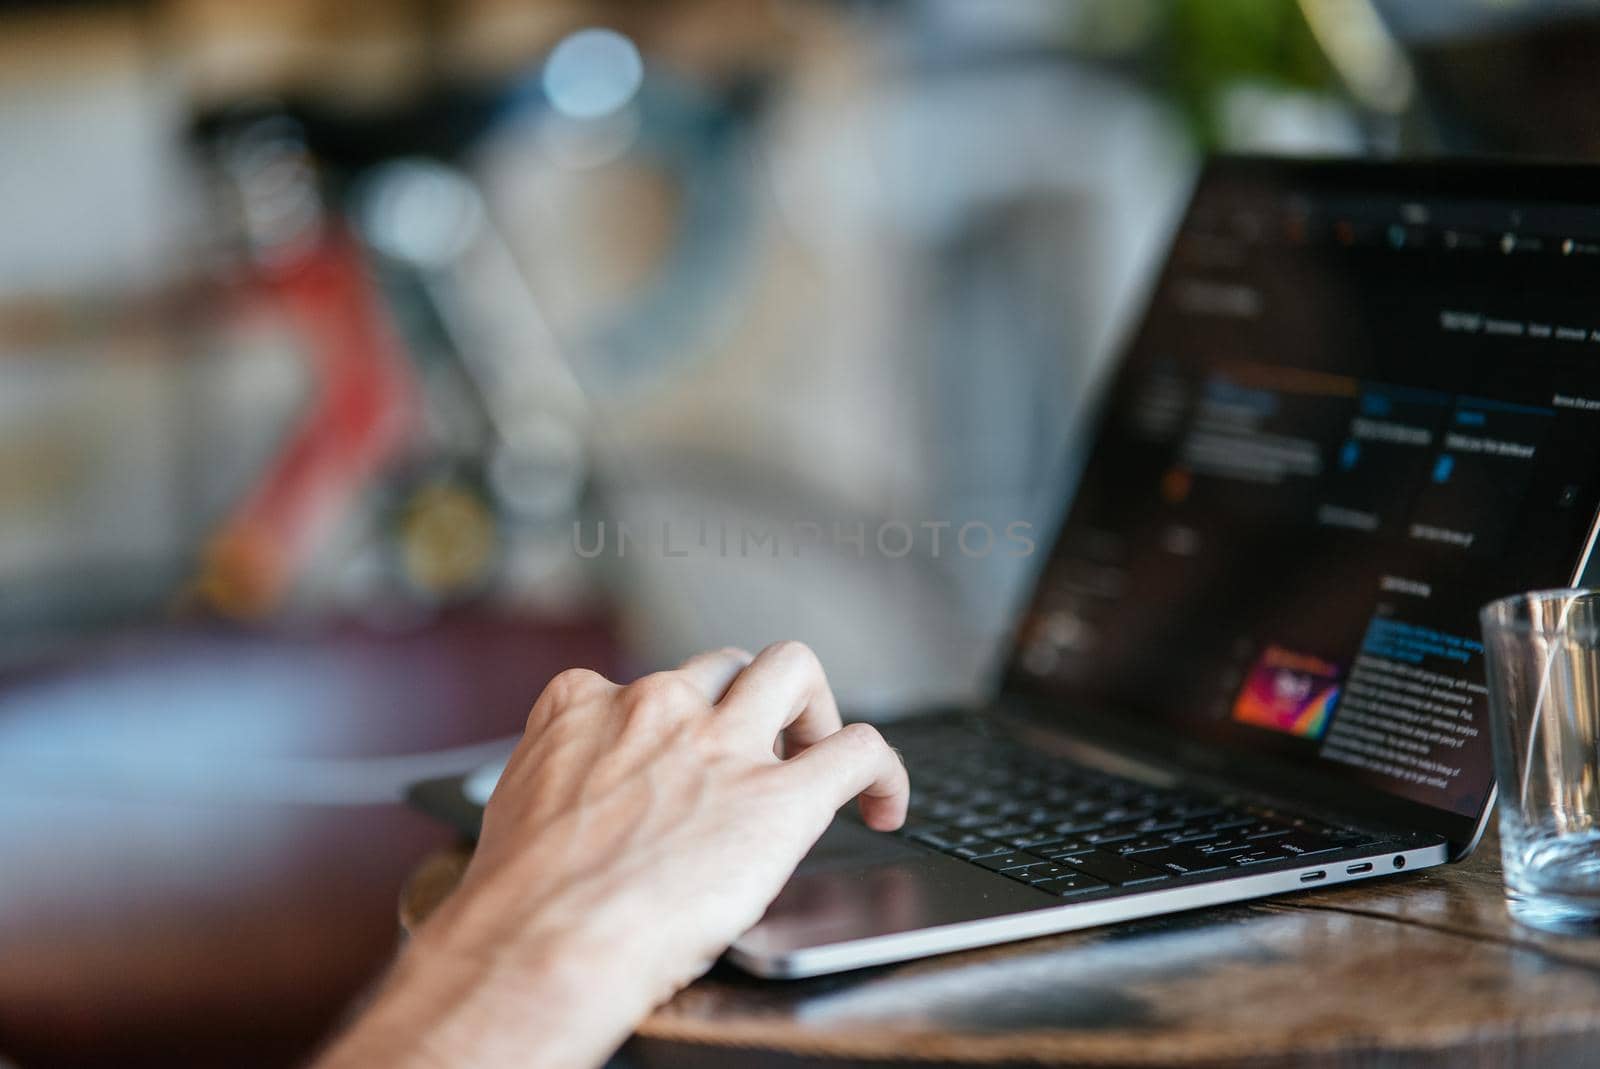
<box><xmin>545</xmin><ymin>667</ymin><xmax>605</xmax><ymax>703</ymax></box>
<box><xmin>529</xmin><ymin>668</ymin><xmax>606</xmax><ymax>728</ymax></box>
<box><xmin>765</xmin><ymin>639</ymin><xmax>820</xmax><ymax>674</ymax></box>
<box><xmin>621</xmin><ymin>672</ymin><xmax>701</xmax><ymax>718</ymax></box>
<box><xmin>836</xmin><ymin>721</ymin><xmax>886</xmax><ymax>752</ymax></box>
<box><xmin>716</xmin><ymin>645</ymin><xmax>754</xmax><ymax>664</ymax></box>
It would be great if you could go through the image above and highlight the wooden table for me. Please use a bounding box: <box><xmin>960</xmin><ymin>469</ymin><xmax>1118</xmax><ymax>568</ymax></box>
<box><xmin>400</xmin><ymin>831</ymin><xmax>1600</xmax><ymax>1068</ymax></box>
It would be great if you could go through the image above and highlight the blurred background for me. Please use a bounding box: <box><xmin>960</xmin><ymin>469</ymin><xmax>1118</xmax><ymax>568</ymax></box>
<box><xmin>0</xmin><ymin>0</ymin><xmax>1595</xmax><ymax>1064</ymax></box>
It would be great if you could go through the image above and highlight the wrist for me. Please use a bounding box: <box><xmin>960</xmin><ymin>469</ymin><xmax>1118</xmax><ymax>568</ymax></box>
<box><xmin>322</xmin><ymin>902</ymin><xmax>652</xmax><ymax>1069</ymax></box>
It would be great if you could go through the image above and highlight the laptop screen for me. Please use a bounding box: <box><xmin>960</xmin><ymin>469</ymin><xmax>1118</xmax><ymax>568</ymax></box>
<box><xmin>1006</xmin><ymin>158</ymin><xmax>1600</xmax><ymax>836</ymax></box>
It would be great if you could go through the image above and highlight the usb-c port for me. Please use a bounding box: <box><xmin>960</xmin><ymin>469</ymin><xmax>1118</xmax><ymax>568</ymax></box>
<box><xmin>1300</xmin><ymin>870</ymin><xmax>1326</xmax><ymax>883</ymax></box>
<box><xmin>1346</xmin><ymin>862</ymin><xmax>1374</xmax><ymax>875</ymax></box>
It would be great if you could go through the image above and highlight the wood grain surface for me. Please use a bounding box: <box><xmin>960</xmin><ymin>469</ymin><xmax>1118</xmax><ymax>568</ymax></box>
<box><xmin>401</xmin><ymin>828</ymin><xmax>1600</xmax><ymax>1067</ymax></box>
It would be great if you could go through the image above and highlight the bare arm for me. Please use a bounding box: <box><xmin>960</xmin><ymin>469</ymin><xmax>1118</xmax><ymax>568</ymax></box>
<box><xmin>314</xmin><ymin>641</ymin><xmax>909</xmax><ymax>1069</ymax></box>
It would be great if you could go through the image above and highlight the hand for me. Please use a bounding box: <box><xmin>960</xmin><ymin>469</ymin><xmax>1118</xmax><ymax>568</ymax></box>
<box><xmin>315</xmin><ymin>641</ymin><xmax>909</xmax><ymax>1069</ymax></box>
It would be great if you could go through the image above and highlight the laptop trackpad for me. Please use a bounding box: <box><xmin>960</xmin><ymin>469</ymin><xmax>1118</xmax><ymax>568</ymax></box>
<box><xmin>794</xmin><ymin>818</ymin><xmax>927</xmax><ymax>871</ymax></box>
<box><xmin>736</xmin><ymin>819</ymin><xmax>1049</xmax><ymax>957</ymax></box>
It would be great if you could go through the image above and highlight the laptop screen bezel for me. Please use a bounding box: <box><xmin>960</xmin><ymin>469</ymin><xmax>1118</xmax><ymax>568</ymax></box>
<box><xmin>995</xmin><ymin>154</ymin><xmax>1600</xmax><ymax>856</ymax></box>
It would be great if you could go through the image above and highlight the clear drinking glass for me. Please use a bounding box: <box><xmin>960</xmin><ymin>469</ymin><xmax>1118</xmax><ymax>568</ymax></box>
<box><xmin>1482</xmin><ymin>589</ymin><xmax>1600</xmax><ymax>933</ymax></box>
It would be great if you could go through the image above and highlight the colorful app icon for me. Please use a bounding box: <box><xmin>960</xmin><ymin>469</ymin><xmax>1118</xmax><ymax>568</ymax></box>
<box><xmin>1231</xmin><ymin>645</ymin><xmax>1341</xmax><ymax>739</ymax></box>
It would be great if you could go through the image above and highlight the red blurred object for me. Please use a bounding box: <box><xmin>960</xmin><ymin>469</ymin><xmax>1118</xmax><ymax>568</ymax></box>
<box><xmin>198</xmin><ymin>228</ymin><xmax>416</xmax><ymax>619</ymax></box>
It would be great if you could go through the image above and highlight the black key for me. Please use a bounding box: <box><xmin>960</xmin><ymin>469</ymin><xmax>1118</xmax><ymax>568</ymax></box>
<box><xmin>987</xmin><ymin>800</ymin><xmax>1037</xmax><ymax>818</ymax></box>
<box><xmin>1000</xmin><ymin>863</ymin><xmax>1052</xmax><ymax>882</ymax></box>
<box><xmin>1115</xmin><ymin>835</ymin><xmax>1176</xmax><ymax>855</ymax></box>
<box><xmin>1162</xmin><ymin>827</ymin><xmax>1218</xmax><ymax>845</ymax></box>
<box><xmin>980</xmin><ymin>823</ymin><xmax>1032</xmax><ymax>841</ymax></box>
<box><xmin>950</xmin><ymin>840</ymin><xmax>1011</xmax><ymax>859</ymax></box>
<box><xmin>1135</xmin><ymin>845</ymin><xmax>1231</xmax><ymax>876</ymax></box>
<box><xmin>1210</xmin><ymin>813</ymin><xmax>1254</xmax><ymax>830</ymax></box>
<box><xmin>1230</xmin><ymin>846</ymin><xmax>1293</xmax><ymax>866</ymax></box>
<box><xmin>1083</xmin><ymin>824</ymin><xmax>1141</xmax><ymax>845</ymax></box>
<box><xmin>1039</xmin><ymin>840</ymin><xmax>1094</xmax><ymax>859</ymax></box>
<box><xmin>1275</xmin><ymin>831</ymin><xmax>1342</xmax><ymax>858</ymax></box>
<box><xmin>1033</xmin><ymin>873</ymin><xmax>1108</xmax><ymax>897</ymax></box>
<box><xmin>1018</xmin><ymin>863</ymin><xmax>1076</xmax><ymax>883</ymax></box>
<box><xmin>1240</xmin><ymin>822</ymin><xmax>1293</xmax><ymax>840</ymax></box>
<box><xmin>921</xmin><ymin>831</ymin><xmax>994</xmax><ymax>850</ymax></box>
<box><xmin>1195</xmin><ymin>836</ymin><xmax>1251</xmax><ymax>855</ymax></box>
<box><xmin>949</xmin><ymin>813</ymin><xmax>992</xmax><ymax>831</ymax></box>
<box><xmin>975</xmin><ymin>852</ymin><xmax>1047</xmax><ymax>872</ymax></box>
<box><xmin>1057</xmin><ymin>849</ymin><xmax>1171</xmax><ymax>886</ymax></box>
<box><xmin>1099</xmin><ymin>807</ymin><xmax>1154</xmax><ymax>825</ymax></box>
<box><xmin>1170</xmin><ymin>802</ymin><xmax>1223</xmax><ymax>820</ymax></box>
<box><xmin>1051</xmin><ymin>817</ymin><xmax>1109</xmax><ymax>836</ymax></box>
<box><xmin>1010</xmin><ymin>832</ymin><xmax>1072</xmax><ymax>851</ymax></box>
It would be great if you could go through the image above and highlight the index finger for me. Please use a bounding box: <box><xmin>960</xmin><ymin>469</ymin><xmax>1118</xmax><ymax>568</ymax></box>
<box><xmin>778</xmin><ymin>722</ymin><xmax>910</xmax><ymax>831</ymax></box>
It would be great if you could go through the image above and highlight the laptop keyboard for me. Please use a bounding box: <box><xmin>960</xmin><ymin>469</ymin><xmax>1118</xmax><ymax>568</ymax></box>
<box><xmin>893</xmin><ymin>733</ymin><xmax>1386</xmax><ymax>899</ymax></box>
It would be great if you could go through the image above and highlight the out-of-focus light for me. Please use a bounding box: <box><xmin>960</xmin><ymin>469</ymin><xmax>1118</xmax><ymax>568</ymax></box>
<box><xmin>356</xmin><ymin>159</ymin><xmax>484</xmax><ymax>268</ymax></box>
<box><xmin>489</xmin><ymin>422</ymin><xmax>586</xmax><ymax>519</ymax></box>
<box><xmin>542</xmin><ymin>28</ymin><xmax>644</xmax><ymax>120</ymax></box>
<box><xmin>1298</xmin><ymin>0</ymin><xmax>1415</xmax><ymax>115</ymax></box>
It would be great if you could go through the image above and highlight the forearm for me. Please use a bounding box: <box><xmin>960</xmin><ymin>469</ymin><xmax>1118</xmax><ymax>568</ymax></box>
<box><xmin>315</xmin><ymin>921</ymin><xmax>648</xmax><ymax>1069</ymax></box>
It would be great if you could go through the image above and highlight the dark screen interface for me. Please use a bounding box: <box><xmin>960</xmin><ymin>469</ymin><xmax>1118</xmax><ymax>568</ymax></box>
<box><xmin>1010</xmin><ymin>161</ymin><xmax>1600</xmax><ymax>820</ymax></box>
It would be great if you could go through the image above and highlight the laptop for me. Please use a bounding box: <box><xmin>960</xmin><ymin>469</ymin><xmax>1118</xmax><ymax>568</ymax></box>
<box><xmin>413</xmin><ymin>157</ymin><xmax>1600</xmax><ymax>979</ymax></box>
